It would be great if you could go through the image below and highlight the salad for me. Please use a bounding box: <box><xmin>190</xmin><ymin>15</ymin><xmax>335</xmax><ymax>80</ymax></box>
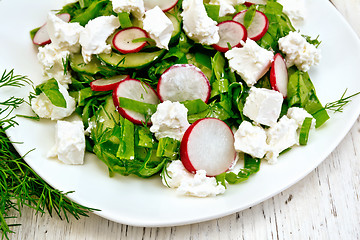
<box><xmin>29</xmin><ymin>0</ymin><xmax>326</xmax><ymax>197</ymax></box>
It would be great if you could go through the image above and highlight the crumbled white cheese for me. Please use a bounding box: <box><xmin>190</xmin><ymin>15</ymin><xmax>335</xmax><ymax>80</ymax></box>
<box><xmin>234</xmin><ymin>121</ymin><xmax>269</xmax><ymax>159</ymax></box>
<box><xmin>225</xmin><ymin>39</ymin><xmax>274</xmax><ymax>86</ymax></box>
<box><xmin>209</xmin><ymin>0</ymin><xmax>245</xmax><ymax>17</ymax></box>
<box><xmin>181</xmin><ymin>0</ymin><xmax>219</xmax><ymax>45</ymax></box>
<box><xmin>37</xmin><ymin>43</ymin><xmax>71</xmax><ymax>86</ymax></box>
<box><xmin>142</xmin><ymin>6</ymin><xmax>174</xmax><ymax>50</ymax></box>
<box><xmin>162</xmin><ymin>160</ymin><xmax>225</xmax><ymax>197</ymax></box>
<box><xmin>278</xmin><ymin>31</ymin><xmax>321</xmax><ymax>72</ymax></box>
<box><xmin>243</xmin><ymin>87</ymin><xmax>283</xmax><ymax>127</ymax></box>
<box><xmin>150</xmin><ymin>101</ymin><xmax>190</xmax><ymax>141</ymax></box>
<box><xmin>48</xmin><ymin>120</ymin><xmax>85</xmax><ymax>165</ymax></box>
<box><xmin>287</xmin><ymin>107</ymin><xmax>316</xmax><ymax>129</ymax></box>
<box><xmin>46</xmin><ymin>12</ymin><xmax>83</xmax><ymax>53</ymax></box>
<box><xmin>277</xmin><ymin>0</ymin><xmax>306</xmax><ymax>26</ymax></box>
<box><xmin>265</xmin><ymin>116</ymin><xmax>299</xmax><ymax>164</ymax></box>
<box><xmin>31</xmin><ymin>82</ymin><xmax>76</xmax><ymax>120</ymax></box>
<box><xmin>79</xmin><ymin>15</ymin><xmax>120</xmax><ymax>63</ymax></box>
<box><xmin>111</xmin><ymin>0</ymin><xmax>145</xmax><ymax>19</ymax></box>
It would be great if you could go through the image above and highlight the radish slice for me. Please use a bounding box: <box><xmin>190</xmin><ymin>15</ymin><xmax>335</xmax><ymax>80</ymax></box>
<box><xmin>33</xmin><ymin>13</ymin><xmax>71</xmax><ymax>46</ymax></box>
<box><xmin>112</xmin><ymin>27</ymin><xmax>149</xmax><ymax>54</ymax></box>
<box><xmin>180</xmin><ymin>118</ymin><xmax>236</xmax><ymax>177</ymax></box>
<box><xmin>143</xmin><ymin>0</ymin><xmax>179</xmax><ymax>12</ymax></box>
<box><xmin>57</xmin><ymin>13</ymin><xmax>71</xmax><ymax>22</ymax></box>
<box><xmin>233</xmin><ymin>10</ymin><xmax>269</xmax><ymax>41</ymax></box>
<box><xmin>90</xmin><ymin>75</ymin><xmax>130</xmax><ymax>92</ymax></box>
<box><xmin>157</xmin><ymin>64</ymin><xmax>211</xmax><ymax>103</ymax></box>
<box><xmin>113</xmin><ymin>79</ymin><xmax>159</xmax><ymax>125</ymax></box>
<box><xmin>244</xmin><ymin>2</ymin><xmax>254</xmax><ymax>7</ymax></box>
<box><xmin>212</xmin><ymin>20</ymin><xmax>247</xmax><ymax>52</ymax></box>
<box><xmin>270</xmin><ymin>53</ymin><xmax>288</xmax><ymax>98</ymax></box>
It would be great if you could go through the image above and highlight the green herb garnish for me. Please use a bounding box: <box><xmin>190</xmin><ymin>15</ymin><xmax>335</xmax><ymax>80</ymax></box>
<box><xmin>0</xmin><ymin>70</ymin><xmax>98</xmax><ymax>240</ymax></box>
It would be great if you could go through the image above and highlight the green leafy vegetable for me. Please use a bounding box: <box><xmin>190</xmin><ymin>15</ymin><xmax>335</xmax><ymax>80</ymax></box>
<box><xmin>299</xmin><ymin>117</ymin><xmax>313</xmax><ymax>145</ymax></box>
<box><xmin>216</xmin><ymin>154</ymin><xmax>261</xmax><ymax>186</ymax></box>
<box><xmin>118</xmin><ymin>12</ymin><xmax>132</xmax><ymax>28</ymax></box>
<box><xmin>35</xmin><ymin>78</ymin><xmax>67</xmax><ymax>108</ymax></box>
<box><xmin>118</xmin><ymin>97</ymin><xmax>158</xmax><ymax>116</ymax></box>
<box><xmin>287</xmin><ymin>68</ymin><xmax>329</xmax><ymax>127</ymax></box>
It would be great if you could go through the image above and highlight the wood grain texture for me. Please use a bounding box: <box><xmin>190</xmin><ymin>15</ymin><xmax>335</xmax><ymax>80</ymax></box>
<box><xmin>6</xmin><ymin>1</ymin><xmax>360</xmax><ymax>239</ymax></box>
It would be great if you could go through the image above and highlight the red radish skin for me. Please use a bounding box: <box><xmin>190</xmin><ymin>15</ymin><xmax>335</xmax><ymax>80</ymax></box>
<box><xmin>233</xmin><ymin>10</ymin><xmax>269</xmax><ymax>41</ymax></box>
<box><xmin>157</xmin><ymin>64</ymin><xmax>211</xmax><ymax>103</ymax></box>
<box><xmin>180</xmin><ymin>118</ymin><xmax>237</xmax><ymax>177</ymax></box>
<box><xmin>244</xmin><ymin>2</ymin><xmax>254</xmax><ymax>7</ymax></box>
<box><xmin>112</xmin><ymin>79</ymin><xmax>159</xmax><ymax>125</ymax></box>
<box><xmin>112</xmin><ymin>27</ymin><xmax>149</xmax><ymax>54</ymax></box>
<box><xmin>32</xmin><ymin>13</ymin><xmax>71</xmax><ymax>46</ymax></box>
<box><xmin>270</xmin><ymin>53</ymin><xmax>288</xmax><ymax>98</ymax></box>
<box><xmin>143</xmin><ymin>0</ymin><xmax>179</xmax><ymax>12</ymax></box>
<box><xmin>212</xmin><ymin>20</ymin><xmax>247</xmax><ymax>52</ymax></box>
<box><xmin>90</xmin><ymin>75</ymin><xmax>130</xmax><ymax>92</ymax></box>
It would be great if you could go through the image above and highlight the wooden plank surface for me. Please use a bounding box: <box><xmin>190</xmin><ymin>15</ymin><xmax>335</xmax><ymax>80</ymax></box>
<box><xmin>6</xmin><ymin>1</ymin><xmax>360</xmax><ymax>239</ymax></box>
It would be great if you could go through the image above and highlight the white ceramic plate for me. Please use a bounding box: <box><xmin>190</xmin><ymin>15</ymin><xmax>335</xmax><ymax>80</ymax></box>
<box><xmin>1</xmin><ymin>0</ymin><xmax>360</xmax><ymax>227</ymax></box>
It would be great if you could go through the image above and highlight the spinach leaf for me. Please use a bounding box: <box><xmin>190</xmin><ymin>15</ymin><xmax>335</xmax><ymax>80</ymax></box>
<box><xmin>287</xmin><ymin>67</ymin><xmax>329</xmax><ymax>127</ymax></box>
<box><xmin>216</xmin><ymin>154</ymin><xmax>261</xmax><ymax>186</ymax></box>
<box><xmin>35</xmin><ymin>78</ymin><xmax>67</xmax><ymax>108</ymax></box>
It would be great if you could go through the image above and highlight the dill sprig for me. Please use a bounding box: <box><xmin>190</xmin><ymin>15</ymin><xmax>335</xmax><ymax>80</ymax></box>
<box><xmin>325</xmin><ymin>89</ymin><xmax>360</xmax><ymax>113</ymax></box>
<box><xmin>0</xmin><ymin>69</ymin><xmax>32</xmax><ymax>89</ymax></box>
<box><xmin>0</xmin><ymin>69</ymin><xmax>98</xmax><ymax>240</ymax></box>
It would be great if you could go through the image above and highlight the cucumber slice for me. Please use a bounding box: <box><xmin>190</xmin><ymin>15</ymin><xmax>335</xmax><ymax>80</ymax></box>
<box><xmin>93</xmin><ymin>95</ymin><xmax>120</xmax><ymax>134</ymax></box>
<box><xmin>70</xmin><ymin>53</ymin><xmax>103</xmax><ymax>75</ymax></box>
<box><xmin>98</xmin><ymin>50</ymin><xmax>166</xmax><ymax>69</ymax></box>
<box><xmin>166</xmin><ymin>12</ymin><xmax>181</xmax><ymax>44</ymax></box>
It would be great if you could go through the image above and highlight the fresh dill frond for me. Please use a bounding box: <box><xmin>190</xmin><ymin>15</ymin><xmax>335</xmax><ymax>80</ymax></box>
<box><xmin>325</xmin><ymin>89</ymin><xmax>360</xmax><ymax>113</ymax></box>
<box><xmin>0</xmin><ymin>69</ymin><xmax>98</xmax><ymax>240</ymax></box>
<box><xmin>0</xmin><ymin>69</ymin><xmax>32</xmax><ymax>88</ymax></box>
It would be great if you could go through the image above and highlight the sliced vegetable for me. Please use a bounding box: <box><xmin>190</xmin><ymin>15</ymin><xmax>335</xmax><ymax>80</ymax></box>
<box><xmin>70</xmin><ymin>53</ymin><xmax>102</xmax><ymax>75</ymax></box>
<box><xmin>112</xmin><ymin>79</ymin><xmax>160</xmax><ymax>125</ymax></box>
<box><xmin>166</xmin><ymin>12</ymin><xmax>182</xmax><ymax>44</ymax></box>
<box><xmin>90</xmin><ymin>75</ymin><xmax>130</xmax><ymax>91</ymax></box>
<box><xmin>270</xmin><ymin>53</ymin><xmax>288</xmax><ymax>98</ymax></box>
<box><xmin>233</xmin><ymin>9</ymin><xmax>269</xmax><ymax>41</ymax></box>
<box><xmin>112</xmin><ymin>27</ymin><xmax>149</xmax><ymax>54</ymax></box>
<box><xmin>212</xmin><ymin>20</ymin><xmax>247</xmax><ymax>53</ymax></box>
<box><xmin>299</xmin><ymin>117</ymin><xmax>313</xmax><ymax>145</ymax></box>
<box><xmin>157</xmin><ymin>64</ymin><xmax>211</xmax><ymax>103</ymax></box>
<box><xmin>98</xmin><ymin>49</ymin><xmax>166</xmax><ymax>69</ymax></box>
<box><xmin>180</xmin><ymin>118</ymin><xmax>236</xmax><ymax>177</ymax></box>
<box><xmin>143</xmin><ymin>0</ymin><xmax>179</xmax><ymax>12</ymax></box>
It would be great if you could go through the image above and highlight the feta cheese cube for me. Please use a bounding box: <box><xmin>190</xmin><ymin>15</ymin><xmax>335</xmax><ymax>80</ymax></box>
<box><xmin>234</xmin><ymin>121</ymin><xmax>269</xmax><ymax>158</ymax></box>
<box><xmin>265</xmin><ymin>116</ymin><xmax>298</xmax><ymax>164</ymax></box>
<box><xmin>111</xmin><ymin>0</ymin><xmax>145</xmax><ymax>19</ymax></box>
<box><xmin>48</xmin><ymin>120</ymin><xmax>86</xmax><ymax>165</ymax></box>
<box><xmin>181</xmin><ymin>0</ymin><xmax>219</xmax><ymax>45</ymax></box>
<box><xmin>287</xmin><ymin>107</ymin><xmax>316</xmax><ymax>129</ymax></box>
<box><xmin>150</xmin><ymin>101</ymin><xmax>190</xmax><ymax>141</ymax></box>
<box><xmin>225</xmin><ymin>39</ymin><xmax>274</xmax><ymax>86</ymax></box>
<box><xmin>278</xmin><ymin>31</ymin><xmax>321</xmax><ymax>72</ymax></box>
<box><xmin>162</xmin><ymin>160</ymin><xmax>225</xmax><ymax>197</ymax></box>
<box><xmin>31</xmin><ymin>81</ymin><xmax>76</xmax><ymax>120</ymax></box>
<box><xmin>37</xmin><ymin>43</ymin><xmax>71</xmax><ymax>86</ymax></box>
<box><xmin>79</xmin><ymin>16</ymin><xmax>120</xmax><ymax>63</ymax></box>
<box><xmin>243</xmin><ymin>87</ymin><xmax>283</xmax><ymax>126</ymax></box>
<box><xmin>46</xmin><ymin>12</ymin><xmax>83</xmax><ymax>53</ymax></box>
<box><xmin>143</xmin><ymin>6</ymin><xmax>174</xmax><ymax>50</ymax></box>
